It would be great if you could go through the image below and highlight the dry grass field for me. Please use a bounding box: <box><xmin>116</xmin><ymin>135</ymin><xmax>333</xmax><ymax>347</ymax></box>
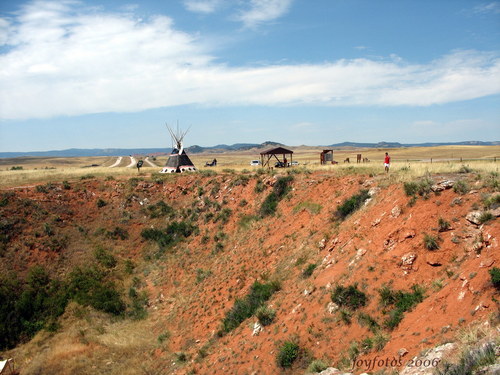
<box><xmin>0</xmin><ymin>145</ymin><xmax>498</xmax><ymax>188</ymax></box>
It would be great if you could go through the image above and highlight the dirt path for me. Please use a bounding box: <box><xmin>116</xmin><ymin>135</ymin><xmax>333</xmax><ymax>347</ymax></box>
<box><xmin>126</xmin><ymin>156</ymin><xmax>136</xmax><ymax>168</ymax></box>
<box><xmin>144</xmin><ymin>157</ymin><xmax>158</xmax><ymax>167</ymax></box>
<box><xmin>108</xmin><ymin>157</ymin><xmax>122</xmax><ymax>168</ymax></box>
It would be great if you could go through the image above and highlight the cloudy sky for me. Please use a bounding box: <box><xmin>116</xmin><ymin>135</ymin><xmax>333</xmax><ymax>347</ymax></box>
<box><xmin>0</xmin><ymin>0</ymin><xmax>499</xmax><ymax>151</ymax></box>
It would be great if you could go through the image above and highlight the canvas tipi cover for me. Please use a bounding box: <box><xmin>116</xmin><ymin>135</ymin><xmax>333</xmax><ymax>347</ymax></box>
<box><xmin>159</xmin><ymin>125</ymin><xmax>196</xmax><ymax>173</ymax></box>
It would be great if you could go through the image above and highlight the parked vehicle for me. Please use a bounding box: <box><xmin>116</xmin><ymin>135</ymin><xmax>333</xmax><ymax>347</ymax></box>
<box><xmin>250</xmin><ymin>160</ymin><xmax>261</xmax><ymax>166</ymax></box>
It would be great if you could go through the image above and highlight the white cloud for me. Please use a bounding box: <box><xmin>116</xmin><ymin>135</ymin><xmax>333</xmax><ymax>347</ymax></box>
<box><xmin>1</xmin><ymin>1</ymin><xmax>500</xmax><ymax>120</ymax></box>
<box><xmin>236</xmin><ymin>0</ymin><xmax>294</xmax><ymax>28</ymax></box>
<box><xmin>183</xmin><ymin>0</ymin><xmax>223</xmax><ymax>14</ymax></box>
<box><xmin>474</xmin><ymin>2</ymin><xmax>500</xmax><ymax>14</ymax></box>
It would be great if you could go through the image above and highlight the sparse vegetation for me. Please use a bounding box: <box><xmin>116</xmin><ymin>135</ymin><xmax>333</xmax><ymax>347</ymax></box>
<box><xmin>147</xmin><ymin>201</ymin><xmax>175</xmax><ymax>218</ymax></box>
<box><xmin>96</xmin><ymin>198</ymin><xmax>107</xmax><ymax>208</ymax></box>
<box><xmin>307</xmin><ymin>359</ymin><xmax>329</xmax><ymax>373</ymax></box>
<box><xmin>334</xmin><ymin>189</ymin><xmax>370</xmax><ymax>220</ymax></box>
<box><xmin>438</xmin><ymin>217</ymin><xmax>451</xmax><ymax>232</ymax></box>
<box><xmin>378</xmin><ymin>284</ymin><xmax>425</xmax><ymax>329</ymax></box>
<box><xmin>489</xmin><ymin>267</ymin><xmax>500</xmax><ymax>290</ymax></box>
<box><xmin>331</xmin><ymin>284</ymin><xmax>367</xmax><ymax>310</ymax></box>
<box><xmin>276</xmin><ymin>340</ymin><xmax>300</xmax><ymax>368</ymax></box>
<box><xmin>259</xmin><ymin>176</ymin><xmax>293</xmax><ymax>217</ymax></box>
<box><xmin>255</xmin><ymin>305</ymin><xmax>276</xmax><ymax>326</ymax></box>
<box><xmin>478</xmin><ymin>211</ymin><xmax>494</xmax><ymax>224</ymax></box>
<box><xmin>302</xmin><ymin>263</ymin><xmax>317</xmax><ymax>278</ymax></box>
<box><xmin>403</xmin><ymin>177</ymin><xmax>433</xmax><ymax>198</ymax></box>
<box><xmin>141</xmin><ymin>220</ymin><xmax>198</xmax><ymax>255</ymax></box>
<box><xmin>453</xmin><ymin>180</ymin><xmax>470</xmax><ymax>195</ymax></box>
<box><xmin>435</xmin><ymin>342</ymin><xmax>496</xmax><ymax>375</ymax></box>
<box><xmin>221</xmin><ymin>280</ymin><xmax>281</xmax><ymax>333</ymax></box>
<box><xmin>423</xmin><ymin>233</ymin><xmax>440</xmax><ymax>250</ymax></box>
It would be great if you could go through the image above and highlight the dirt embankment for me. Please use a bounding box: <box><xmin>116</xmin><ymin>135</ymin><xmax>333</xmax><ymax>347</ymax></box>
<box><xmin>0</xmin><ymin>171</ymin><xmax>498</xmax><ymax>375</ymax></box>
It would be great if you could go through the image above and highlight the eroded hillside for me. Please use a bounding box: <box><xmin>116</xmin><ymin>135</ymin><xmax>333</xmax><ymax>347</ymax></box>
<box><xmin>0</xmin><ymin>169</ymin><xmax>499</xmax><ymax>375</ymax></box>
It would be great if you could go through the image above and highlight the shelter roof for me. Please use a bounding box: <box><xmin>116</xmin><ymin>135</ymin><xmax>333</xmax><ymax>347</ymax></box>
<box><xmin>260</xmin><ymin>147</ymin><xmax>293</xmax><ymax>155</ymax></box>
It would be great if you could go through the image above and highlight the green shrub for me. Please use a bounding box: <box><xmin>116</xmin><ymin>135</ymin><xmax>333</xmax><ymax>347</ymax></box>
<box><xmin>67</xmin><ymin>266</ymin><xmax>125</xmax><ymax>315</ymax></box>
<box><xmin>302</xmin><ymin>263</ymin><xmax>317</xmax><ymax>278</ymax></box>
<box><xmin>141</xmin><ymin>221</ymin><xmax>198</xmax><ymax>252</ymax></box>
<box><xmin>259</xmin><ymin>176</ymin><xmax>293</xmax><ymax>217</ymax></box>
<box><xmin>489</xmin><ymin>267</ymin><xmax>500</xmax><ymax>290</ymax></box>
<box><xmin>378</xmin><ymin>284</ymin><xmax>425</xmax><ymax>330</ymax></box>
<box><xmin>214</xmin><ymin>208</ymin><xmax>232</xmax><ymax>224</ymax></box>
<box><xmin>338</xmin><ymin>309</ymin><xmax>352</xmax><ymax>325</ymax></box>
<box><xmin>106</xmin><ymin>226</ymin><xmax>129</xmax><ymax>240</ymax></box>
<box><xmin>96</xmin><ymin>198</ymin><xmax>107</xmax><ymax>208</ymax></box>
<box><xmin>124</xmin><ymin>260</ymin><xmax>135</xmax><ymax>274</ymax></box>
<box><xmin>334</xmin><ymin>190</ymin><xmax>370</xmax><ymax>220</ymax></box>
<box><xmin>403</xmin><ymin>181</ymin><xmax>419</xmax><ymax>196</ymax></box>
<box><xmin>458</xmin><ymin>165</ymin><xmax>473</xmax><ymax>173</ymax></box>
<box><xmin>196</xmin><ymin>269</ymin><xmax>212</xmax><ymax>284</ymax></box>
<box><xmin>147</xmin><ymin>201</ymin><xmax>175</xmax><ymax>218</ymax></box>
<box><xmin>307</xmin><ymin>359</ymin><xmax>329</xmax><ymax>373</ymax></box>
<box><xmin>221</xmin><ymin>280</ymin><xmax>281</xmax><ymax>333</ymax></box>
<box><xmin>94</xmin><ymin>247</ymin><xmax>117</xmax><ymax>268</ymax></box>
<box><xmin>403</xmin><ymin>178</ymin><xmax>433</xmax><ymax>198</ymax></box>
<box><xmin>0</xmin><ymin>267</ymin><xmax>70</xmax><ymax>350</ymax></box>
<box><xmin>438</xmin><ymin>218</ymin><xmax>451</xmax><ymax>232</ymax></box>
<box><xmin>254</xmin><ymin>179</ymin><xmax>266</xmax><ymax>193</ymax></box>
<box><xmin>277</xmin><ymin>341</ymin><xmax>300</xmax><ymax>368</ymax></box>
<box><xmin>478</xmin><ymin>212</ymin><xmax>494</xmax><ymax>224</ymax></box>
<box><xmin>357</xmin><ymin>312</ymin><xmax>379</xmax><ymax>333</ymax></box>
<box><xmin>423</xmin><ymin>233</ymin><xmax>440</xmax><ymax>250</ymax></box>
<box><xmin>435</xmin><ymin>342</ymin><xmax>495</xmax><ymax>375</ymax></box>
<box><xmin>230</xmin><ymin>175</ymin><xmax>250</xmax><ymax>187</ymax></box>
<box><xmin>482</xmin><ymin>193</ymin><xmax>500</xmax><ymax>209</ymax></box>
<box><xmin>255</xmin><ymin>305</ymin><xmax>276</xmax><ymax>326</ymax></box>
<box><xmin>62</xmin><ymin>181</ymin><xmax>71</xmax><ymax>190</ymax></box>
<box><xmin>453</xmin><ymin>180</ymin><xmax>469</xmax><ymax>195</ymax></box>
<box><xmin>331</xmin><ymin>284</ymin><xmax>367</xmax><ymax>310</ymax></box>
<box><xmin>10</xmin><ymin>166</ymin><xmax>23</xmax><ymax>170</ymax></box>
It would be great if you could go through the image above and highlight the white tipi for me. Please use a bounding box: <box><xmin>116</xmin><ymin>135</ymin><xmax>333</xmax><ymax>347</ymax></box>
<box><xmin>159</xmin><ymin>124</ymin><xmax>197</xmax><ymax>173</ymax></box>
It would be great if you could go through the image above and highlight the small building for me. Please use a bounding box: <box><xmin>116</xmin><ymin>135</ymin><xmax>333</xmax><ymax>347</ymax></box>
<box><xmin>320</xmin><ymin>149</ymin><xmax>335</xmax><ymax>164</ymax></box>
<box><xmin>260</xmin><ymin>147</ymin><xmax>294</xmax><ymax>168</ymax></box>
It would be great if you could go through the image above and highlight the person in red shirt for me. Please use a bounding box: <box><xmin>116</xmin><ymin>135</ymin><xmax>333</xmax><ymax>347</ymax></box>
<box><xmin>384</xmin><ymin>152</ymin><xmax>390</xmax><ymax>173</ymax></box>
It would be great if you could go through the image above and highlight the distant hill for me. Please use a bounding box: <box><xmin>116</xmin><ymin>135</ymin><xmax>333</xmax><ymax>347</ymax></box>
<box><xmin>0</xmin><ymin>141</ymin><xmax>497</xmax><ymax>158</ymax></box>
<box><xmin>328</xmin><ymin>141</ymin><xmax>500</xmax><ymax>148</ymax></box>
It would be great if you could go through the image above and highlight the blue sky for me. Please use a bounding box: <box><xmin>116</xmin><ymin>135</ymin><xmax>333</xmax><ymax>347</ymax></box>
<box><xmin>0</xmin><ymin>0</ymin><xmax>499</xmax><ymax>152</ymax></box>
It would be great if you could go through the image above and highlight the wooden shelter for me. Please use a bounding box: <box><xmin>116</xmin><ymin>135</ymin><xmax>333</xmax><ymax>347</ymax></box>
<box><xmin>320</xmin><ymin>149</ymin><xmax>335</xmax><ymax>164</ymax></box>
<box><xmin>260</xmin><ymin>147</ymin><xmax>293</xmax><ymax>168</ymax></box>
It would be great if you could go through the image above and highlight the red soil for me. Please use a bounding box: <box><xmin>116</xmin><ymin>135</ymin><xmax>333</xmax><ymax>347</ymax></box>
<box><xmin>1</xmin><ymin>171</ymin><xmax>498</xmax><ymax>374</ymax></box>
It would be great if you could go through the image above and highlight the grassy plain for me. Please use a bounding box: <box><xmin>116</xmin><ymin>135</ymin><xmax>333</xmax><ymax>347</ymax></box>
<box><xmin>0</xmin><ymin>145</ymin><xmax>498</xmax><ymax>188</ymax></box>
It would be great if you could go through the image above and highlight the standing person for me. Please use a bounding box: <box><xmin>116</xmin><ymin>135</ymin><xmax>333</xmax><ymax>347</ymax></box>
<box><xmin>384</xmin><ymin>152</ymin><xmax>390</xmax><ymax>173</ymax></box>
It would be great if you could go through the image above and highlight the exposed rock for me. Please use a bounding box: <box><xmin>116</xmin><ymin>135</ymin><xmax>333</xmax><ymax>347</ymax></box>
<box><xmin>479</xmin><ymin>258</ymin><xmax>495</xmax><ymax>268</ymax></box>
<box><xmin>398</xmin><ymin>348</ymin><xmax>409</xmax><ymax>357</ymax></box>
<box><xmin>326</xmin><ymin>302</ymin><xmax>339</xmax><ymax>314</ymax></box>
<box><xmin>368</xmin><ymin>187</ymin><xmax>380</xmax><ymax>196</ymax></box>
<box><xmin>401</xmin><ymin>253</ymin><xmax>417</xmax><ymax>270</ymax></box>
<box><xmin>384</xmin><ymin>238</ymin><xmax>396</xmax><ymax>251</ymax></box>
<box><xmin>401</xmin><ymin>230</ymin><xmax>416</xmax><ymax>241</ymax></box>
<box><xmin>303</xmin><ymin>286</ymin><xmax>316</xmax><ymax>296</ymax></box>
<box><xmin>252</xmin><ymin>322</ymin><xmax>262</xmax><ymax>336</ymax></box>
<box><xmin>466</xmin><ymin>211</ymin><xmax>483</xmax><ymax>225</ymax></box>
<box><xmin>426</xmin><ymin>253</ymin><xmax>443</xmax><ymax>267</ymax></box>
<box><xmin>400</xmin><ymin>343</ymin><xmax>457</xmax><ymax>375</ymax></box>
<box><xmin>371</xmin><ymin>218</ymin><xmax>381</xmax><ymax>227</ymax></box>
<box><xmin>318</xmin><ymin>238</ymin><xmax>326</xmax><ymax>249</ymax></box>
<box><xmin>431</xmin><ymin>180</ymin><xmax>454</xmax><ymax>192</ymax></box>
<box><xmin>391</xmin><ymin>205</ymin><xmax>402</xmax><ymax>218</ymax></box>
<box><xmin>491</xmin><ymin>207</ymin><xmax>500</xmax><ymax>217</ymax></box>
<box><xmin>318</xmin><ymin>368</ymin><xmax>353</xmax><ymax>375</ymax></box>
